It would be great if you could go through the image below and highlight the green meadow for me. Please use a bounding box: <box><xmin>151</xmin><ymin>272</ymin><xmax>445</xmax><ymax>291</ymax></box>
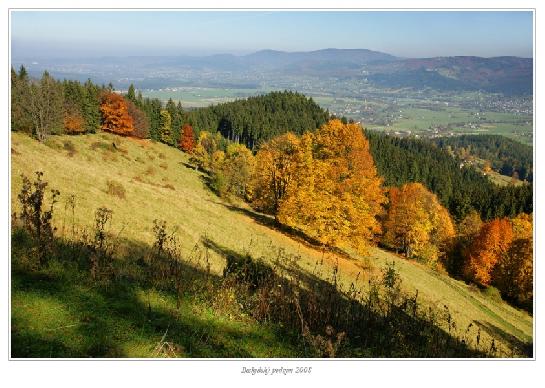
<box><xmin>10</xmin><ymin>132</ymin><xmax>533</xmax><ymax>357</ymax></box>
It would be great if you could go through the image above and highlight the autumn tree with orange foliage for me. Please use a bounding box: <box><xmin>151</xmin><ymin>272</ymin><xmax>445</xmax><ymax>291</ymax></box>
<box><xmin>492</xmin><ymin>213</ymin><xmax>533</xmax><ymax>309</ymax></box>
<box><xmin>459</xmin><ymin>213</ymin><xmax>533</xmax><ymax>310</ymax></box>
<box><xmin>99</xmin><ymin>92</ymin><xmax>134</xmax><ymax>135</ymax></box>
<box><xmin>383</xmin><ymin>182</ymin><xmax>455</xmax><ymax>266</ymax></box>
<box><xmin>179</xmin><ymin>124</ymin><xmax>195</xmax><ymax>152</ymax></box>
<box><xmin>63</xmin><ymin>103</ymin><xmax>85</xmax><ymax>134</ymax></box>
<box><xmin>463</xmin><ymin>218</ymin><xmax>513</xmax><ymax>286</ymax></box>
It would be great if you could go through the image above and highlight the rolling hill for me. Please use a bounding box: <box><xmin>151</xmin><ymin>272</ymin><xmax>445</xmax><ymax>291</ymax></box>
<box><xmin>366</xmin><ymin>56</ymin><xmax>532</xmax><ymax>95</ymax></box>
<box><xmin>10</xmin><ymin>131</ymin><xmax>533</xmax><ymax>357</ymax></box>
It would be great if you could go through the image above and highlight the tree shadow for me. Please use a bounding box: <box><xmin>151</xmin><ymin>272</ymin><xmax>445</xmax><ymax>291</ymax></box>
<box><xmin>179</xmin><ymin>161</ymin><xmax>197</xmax><ymax>171</ymax></box>
<box><xmin>11</xmin><ymin>225</ymin><xmax>511</xmax><ymax>358</ymax></box>
<box><xmin>11</xmin><ymin>233</ymin><xmax>301</xmax><ymax>358</ymax></box>
<box><xmin>11</xmin><ymin>331</ymin><xmax>74</xmax><ymax>358</ymax></box>
<box><xmin>219</xmin><ymin>203</ymin><xmax>356</xmax><ymax>261</ymax></box>
<box><xmin>200</xmin><ymin>236</ymin><xmax>490</xmax><ymax>358</ymax></box>
<box><xmin>474</xmin><ymin>320</ymin><xmax>533</xmax><ymax>358</ymax></box>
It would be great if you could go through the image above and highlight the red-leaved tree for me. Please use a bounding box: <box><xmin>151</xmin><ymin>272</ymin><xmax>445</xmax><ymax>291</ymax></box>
<box><xmin>178</xmin><ymin>123</ymin><xmax>195</xmax><ymax>152</ymax></box>
<box><xmin>99</xmin><ymin>92</ymin><xmax>134</xmax><ymax>135</ymax></box>
<box><xmin>464</xmin><ymin>218</ymin><xmax>513</xmax><ymax>286</ymax></box>
<box><xmin>126</xmin><ymin>100</ymin><xmax>150</xmax><ymax>139</ymax></box>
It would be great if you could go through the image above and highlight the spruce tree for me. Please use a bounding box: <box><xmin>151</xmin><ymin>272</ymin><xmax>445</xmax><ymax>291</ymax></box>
<box><xmin>159</xmin><ymin>110</ymin><xmax>173</xmax><ymax>145</ymax></box>
<box><xmin>11</xmin><ymin>66</ymin><xmax>32</xmax><ymax>132</ymax></box>
<box><xmin>82</xmin><ymin>79</ymin><xmax>102</xmax><ymax>133</ymax></box>
<box><xmin>127</xmin><ymin>83</ymin><xmax>136</xmax><ymax>103</ymax></box>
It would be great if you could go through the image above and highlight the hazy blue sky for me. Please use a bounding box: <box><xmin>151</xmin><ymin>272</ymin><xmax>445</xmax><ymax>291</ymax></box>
<box><xmin>11</xmin><ymin>11</ymin><xmax>533</xmax><ymax>58</ymax></box>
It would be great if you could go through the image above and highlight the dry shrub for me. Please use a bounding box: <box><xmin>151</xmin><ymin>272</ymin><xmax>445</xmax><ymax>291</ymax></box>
<box><xmin>102</xmin><ymin>153</ymin><xmax>118</xmax><ymax>162</ymax></box>
<box><xmin>63</xmin><ymin>140</ymin><xmax>77</xmax><ymax>157</ymax></box>
<box><xmin>144</xmin><ymin>166</ymin><xmax>155</xmax><ymax>176</ymax></box>
<box><xmin>16</xmin><ymin>171</ymin><xmax>60</xmax><ymax>266</ymax></box>
<box><xmin>64</xmin><ymin>109</ymin><xmax>85</xmax><ymax>135</ymax></box>
<box><xmin>105</xmin><ymin>180</ymin><xmax>126</xmax><ymax>199</ymax></box>
<box><xmin>132</xmin><ymin>175</ymin><xmax>144</xmax><ymax>184</ymax></box>
<box><xmin>90</xmin><ymin>141</ymin><xmax>110</xmax><ymax>151</ymax></box>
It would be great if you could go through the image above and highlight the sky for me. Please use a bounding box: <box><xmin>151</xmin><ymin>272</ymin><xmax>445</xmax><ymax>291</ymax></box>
<box><xmin>10</xmin><ymin>11</ymin><xmax>534</xmax><ymax>58</ymax></box>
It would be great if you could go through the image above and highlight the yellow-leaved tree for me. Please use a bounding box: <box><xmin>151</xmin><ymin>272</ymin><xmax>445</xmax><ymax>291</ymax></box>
<box><xmin>250</xmin><ymin>132</ymin><xmax>304</xmax><ymax>217</ymax></box>
<box><xmin>383</xmin><ymin>182</ymin><xmax>455</xmax><ymax>266</ymax></box>
<box><xmin>213</xmin><ymin>143</ymin><xmax>255</xmax><ymax>199</ymax></box>
<box><xmin>190</xmin><ymin>131</ymin><xmax>223</xmax><ymax>171</ymax></box>
<box><xmin>276</xmin><ymin>120</ymin><xmax>387</xmax><ymax>253</ymax></box>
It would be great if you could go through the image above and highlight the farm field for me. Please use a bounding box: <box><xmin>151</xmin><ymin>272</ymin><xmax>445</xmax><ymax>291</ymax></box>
<box><xmin>142</xmin><ymin>87</ymin><xmax>533</xmax><ymax>145</ymax></box>
<box><xmin>376</xmin><ymin>109</ymin><xmax>531</xmax><ymax>143</ymax></box>
<box><xmin>141</xmin><ymin>86</ymin><xmax>268</xmax><ymax>107</ymax></box>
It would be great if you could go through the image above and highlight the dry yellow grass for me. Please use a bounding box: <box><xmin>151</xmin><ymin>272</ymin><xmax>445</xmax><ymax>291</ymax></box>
<box><xmin>10</xmin><ymin>131</ymin><xmax>533</xmax><ymax>356</ymax></box>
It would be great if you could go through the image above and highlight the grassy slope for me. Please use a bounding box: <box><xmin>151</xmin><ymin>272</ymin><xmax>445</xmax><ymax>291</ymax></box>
<box><xmin>10</xmin><ymin>132</ymin><xmax>532</xmax><ymax>356</ymax></box>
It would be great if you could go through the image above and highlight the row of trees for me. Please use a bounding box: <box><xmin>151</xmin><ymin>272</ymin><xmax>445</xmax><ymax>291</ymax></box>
<box><xmin>11</xmin><ymin>67</ymin><xmax>103</xmax><ymax>140</ymax></box>
<box><xmin>191</xmin><ymin>119</ymin><xmax>386</xmax><ymax>254</ymax></box>
<box><xmin>101</xmin><ymin>84</ymin><xmax>188</xmax><ymax>146</ymax></box>
<box><xmin>11</xmin><ymin>69</ymin><xmax>329</xmax><ymax>154</ymax></box>
<box><xmin>11</xmin><ymin>67</ymin><xmax>196</xmax><ymax>150</ymax></box>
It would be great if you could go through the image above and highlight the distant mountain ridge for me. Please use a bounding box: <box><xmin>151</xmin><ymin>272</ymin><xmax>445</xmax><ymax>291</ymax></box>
<box><xmin>367</xmin><ymin>55</ymin><xmax>532</xmax><ymax>95</ymax></box>
<box><xmin>12</xmin><ymin>48</ymin><xmax>533</xmax><ymax>95</ymax></box>
<box><xmin>245</xmin><ymin>48</ymin><xmax>397</xmax><ymax>64</ymax></box>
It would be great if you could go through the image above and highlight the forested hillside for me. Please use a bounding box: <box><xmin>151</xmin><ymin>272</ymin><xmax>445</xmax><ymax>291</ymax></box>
<box><xmin>432</xmin><ymin>135</ymin><xmax>533</xmax><ymax>182</ymax></box>
<box><xmin>10</xmin><ymin>67</ymin><xmax>532</xmax><ymax>224</ymax></box>
<box><xmin>365</xmin><ymin>131</ymin><xmax>533</xmax><ymax>221</ymax></box>
<box><xmin>187</xmin><ymin>91</ymin><xmax>330</xmax><ymax>149</ymax></box>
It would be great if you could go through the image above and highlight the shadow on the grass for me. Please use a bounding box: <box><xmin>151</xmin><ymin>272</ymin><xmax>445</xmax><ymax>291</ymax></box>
<box><xmin>11</xmin><ymin>220</ymin><xmax>519</xmax><ymax>358</ymax></box>
<box><xmin>474</xmin><ymin>320</ymin><xmax>533</xmax><ymax>358</ymax></box>
<box><xmin>11</xmin><ymin>234</ymin><xmax>298</xmax><ymax>358</ymax></box>
<box><xmin>218</xmin><ymin>202</ymin><xmax>360</xmax><ymax>262</ymax></box>
<box><xmin>201</xmin><ymin>235</ymin><xmax>491</xmax><ymax>358</ymax></box>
